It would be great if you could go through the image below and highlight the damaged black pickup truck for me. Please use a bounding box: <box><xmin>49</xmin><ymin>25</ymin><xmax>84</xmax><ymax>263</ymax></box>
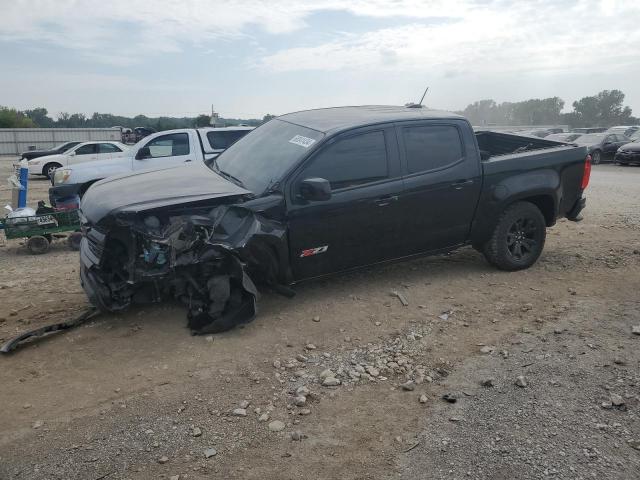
<box><xmin>79</xmin><ymin>105</ymin><xmax>590</xmax><ymax>334</ymax></box>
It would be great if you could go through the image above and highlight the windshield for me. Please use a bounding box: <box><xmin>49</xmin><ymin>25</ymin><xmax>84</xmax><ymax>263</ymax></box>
<box><xmin>214</xmin><ymin>119</ymin><xmax>324</xmax><ymax>193</ymax></box>
<box><xmin>574</xmin><ymin>134</ymin><xmax>605</xmax><ymax>144</ymax></box>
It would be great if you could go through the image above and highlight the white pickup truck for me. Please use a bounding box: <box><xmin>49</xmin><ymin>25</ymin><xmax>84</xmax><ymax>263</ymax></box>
<box><xmin>49</xmin><ymin>126</ymin><xmax>253</xmax><ymax>206</ymax></box>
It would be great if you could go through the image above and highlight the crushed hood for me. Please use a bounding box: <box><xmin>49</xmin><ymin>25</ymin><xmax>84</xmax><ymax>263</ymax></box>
<box><xmin>80</xmin><ymin>163</ymin><xmax>251</xmax><ymax>224</ymax></box>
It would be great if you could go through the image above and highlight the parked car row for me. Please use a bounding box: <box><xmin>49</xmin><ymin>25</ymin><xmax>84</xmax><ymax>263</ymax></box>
<box><xmin>505</xmin><ymin>125</ymin><xmax>639</xmax><ymax>165</ymax></box>
<box><xmin>27</xmin><ymin>141</ymin><xmax>129</xmax><ymax>178</ymax></box>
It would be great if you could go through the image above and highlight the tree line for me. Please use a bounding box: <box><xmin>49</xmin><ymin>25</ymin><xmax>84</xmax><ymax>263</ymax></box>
<box><xmin>0</xmin><ymin>107</ymin><xmax>269</xmax><ymax>130</ymax></box>
<box><xmin>0</xmin><ymin>89</ymin><xmax>636</xmax><ymax>129</ymax></box>
<box><xmin>457</xmin><ymin>89</ymin><xmax>636</xmax><ymax>127</ymax></box>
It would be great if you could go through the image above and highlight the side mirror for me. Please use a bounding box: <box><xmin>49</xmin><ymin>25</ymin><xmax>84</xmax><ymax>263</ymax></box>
<box><xmin>69</xmin><ymin>151</ymin><xmax>76</xmax><ymax>156</ymax></box>
<box><xmin>135</xmin><ymin>146</ymin><xmax>151</xmax><ymax>160</ymax></box>
<box><xmin>299</xmin><ymin>178</ymin><xmax>331</xmax><ymax>202</ymax></box>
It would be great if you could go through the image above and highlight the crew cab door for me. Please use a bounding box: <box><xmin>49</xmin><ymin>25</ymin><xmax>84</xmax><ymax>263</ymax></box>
<box><xmin>394</xmin><ymin>121</ymin><xmax>482</xmax><ymax>254</ymax></box>
<box><xmin>133</xmin><ymin>132</ymin><xmax>194</xmax><ymax>170</ymax></box>
<box><xmin>287</xmin><ymin>126</ymin><xmax>403</xmax><ymax>280</ymax></box>
<box><xmin>68</xmin><ymin>143</ymin><xmax>98</xmax><ymax>165</ymax></box>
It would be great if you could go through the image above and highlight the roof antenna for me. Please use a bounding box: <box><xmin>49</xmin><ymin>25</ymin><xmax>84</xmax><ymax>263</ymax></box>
<box><xmin>406</xmin><ymin>86</ymin><xmax>429</xmax><ymax>108</ymax></box>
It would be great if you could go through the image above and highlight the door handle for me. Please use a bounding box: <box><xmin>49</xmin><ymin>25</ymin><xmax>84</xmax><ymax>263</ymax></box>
<box><xmin>375</xmin><ymin>195</ymin><xmax>398</xmax><ymax>207</ymax></box>
<box><xmin>184</xmin><ymin>159</ymin><xmax>192</xmax><ymax>163</ymax></box>
<box><xmin>451</xmin><ymin>179</ymin><xmax>474</xmax><ymax>190</ymax></box>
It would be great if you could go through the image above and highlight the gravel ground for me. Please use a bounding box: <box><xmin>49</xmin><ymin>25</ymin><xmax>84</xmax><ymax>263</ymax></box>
<box><xmin>0</xmin><ymin>158</ymin><xmax>639</xmax><ymax>479</ymax></box>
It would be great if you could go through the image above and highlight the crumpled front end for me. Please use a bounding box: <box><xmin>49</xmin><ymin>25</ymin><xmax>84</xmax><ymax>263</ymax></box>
<box><xmin>80</xmin><ymin>204</ymin><xmax>286</xmax><ymax>334</ymax></box>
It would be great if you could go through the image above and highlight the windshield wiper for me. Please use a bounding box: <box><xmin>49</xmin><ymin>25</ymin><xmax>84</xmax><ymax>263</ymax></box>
<box><xmin>210</xmin><ymin>157</ymin><xmax>246</xmax><ymax>188</ymax></box>
<box><xmin>218</xmin><ymin>169</ymin><xmax>246</xmax><ymax>189</ymax></box>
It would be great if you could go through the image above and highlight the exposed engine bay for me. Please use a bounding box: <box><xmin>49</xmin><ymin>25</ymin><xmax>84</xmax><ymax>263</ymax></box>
<box><xmin>80</xmin><ymin>202</ymin><xmax>288</xmax><ymax>334</ymax></box>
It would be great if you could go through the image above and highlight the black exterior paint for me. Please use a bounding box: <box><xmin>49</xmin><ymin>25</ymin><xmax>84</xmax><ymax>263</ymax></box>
<box><xmin>78</xmin><ymin>106</ymin><xmax>589</xmax><ymax>331</ymax></box>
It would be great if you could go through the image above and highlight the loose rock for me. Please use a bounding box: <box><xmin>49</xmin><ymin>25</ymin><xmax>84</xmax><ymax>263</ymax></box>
<box><xmin>290</xmin><ymin>430</ymin><xmax>306</xmax><ymax>441</ymax></box>
<box><xmin>191</xmin><ymin>427</ymin><xmax>202</xmax><ymax>437</ymax></box>
<box><xmin>610</xmin><ymin>393</ymin><xmax>625</xmax><ymax>407</ymax></box>
<box><xmin>158</xmin><ymin>456</ymin><xmax>169</xmax><ymax>464</ymax></box>
<box><xmin>268</xmin><ymin>420</ymin><xmax>286</xmax><ymax>432</ymax></box>
<box><xmin>419</xmin><ymin>394</ymin><xmax>428</xmax><ymax>404</ymax></box>
<box><xmin>322</xmin><ymin>377</ymin><xmax>341</xmax><ymax>387</ymax></box>
<box><xmin>515</xmin><ymin>375</ymin><xmax>528</xmax><ymax>388</ymax></box>
<box><xmin>401</xmin><ymin>381</ymin><xmax>415</xmax><ymax>391</ymax></box>
<box><xmin>204</xmin><ymin>448</ymin><xmax>217</xmax><ymax>458</ymax></box>
<box><xmin>312</xmin><ymin>316</ymin><xmax>320</xmax><ymax>322</ymax></box>
<box><xmin>232</xmin><ymin>408</ymin><xmax>247</xmax><ymax>417</ymax></box>
<box><xmin>632</xmin><ymin>325</ymin><xmax>640</xmax><ymax>335</ymax></box>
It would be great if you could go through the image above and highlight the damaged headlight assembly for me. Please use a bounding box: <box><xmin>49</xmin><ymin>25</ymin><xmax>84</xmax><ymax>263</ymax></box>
<box><xmin>82</xmin><ymin>207</ymin><xmax>271</xmax><ymax>336</ymax></box>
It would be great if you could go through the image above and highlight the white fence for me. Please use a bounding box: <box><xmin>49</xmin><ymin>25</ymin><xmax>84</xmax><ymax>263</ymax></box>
<box><xmin>0</xmin><ymin>128</ymin><xmax>122</xmax><ymax>155</ymax></box>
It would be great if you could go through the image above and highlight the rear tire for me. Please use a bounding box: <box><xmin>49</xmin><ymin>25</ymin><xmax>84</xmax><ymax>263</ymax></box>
<box><xmin>483</xmin><ymin>201</ymin><xmax>546</xmax><ymax>271</ymax></box>
<box><xmin>27</xmin><ymin>235</ymin><xmax>50</xmax><ymax>255</ymax></box>
<box><xmin>43</xmin><ymin>162</ymin><xmax>62</xmax><ymax>179</ymax></box>
<box><xmin>591</xmin><ymin>150</ymin><xmax>602</xmax><ymax>165</ymax></box>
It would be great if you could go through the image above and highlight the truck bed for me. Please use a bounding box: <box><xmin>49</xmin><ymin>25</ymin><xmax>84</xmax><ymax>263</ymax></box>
<box><xmin>472</xmin><ymin>131</ymin><xmax>588</xmax><ymax>240</ymax></box>
<box><xmin>475</xmin><ymin>130</ymin><xmax>565</xmax><ymax>158</ymax></box>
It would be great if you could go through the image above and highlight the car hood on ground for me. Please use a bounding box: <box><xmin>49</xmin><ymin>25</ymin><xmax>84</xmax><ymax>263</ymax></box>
<box><xmin>80</xmin><ymin>163</ymin><xmax>252</xmax><ymax>225</ymax></box>
<box><xmin>619</xmin><ymin>142</ymin><xmax>640</xmax><ymax>152</ymax></box>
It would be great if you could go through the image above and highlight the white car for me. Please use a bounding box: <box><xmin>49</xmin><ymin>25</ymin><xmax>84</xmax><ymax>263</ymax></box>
<box><xmin>49</xmin><ymin>127</ymin><xmax>253</xmax><ymax>205</ymax></box>
<box><xmin>27</xmin><ymin>141</ymin><xmax>129</xmax><ymax>178</ymax></box>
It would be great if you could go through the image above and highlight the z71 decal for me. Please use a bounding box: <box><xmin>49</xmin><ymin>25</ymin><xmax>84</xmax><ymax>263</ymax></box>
<box><xmin>299</xmin><ymin>245</ymin><xmax>329</xmax><ymax>258</ymax></box>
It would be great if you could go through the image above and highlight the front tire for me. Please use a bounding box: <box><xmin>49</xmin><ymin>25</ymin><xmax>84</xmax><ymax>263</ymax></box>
<box><xmin>591</xmin><ymin>150</ymin><xmax>602</xmax><ymax>165</ymax></box>
<box><xmin>43</xmin><ymin>162</ymin><xmax>62</xmax><ymax>179</ymax></box>
<box><xmin>483</xmin><ymin>201</ymin><xmax>546</xmax><ymax>271</ymax></box>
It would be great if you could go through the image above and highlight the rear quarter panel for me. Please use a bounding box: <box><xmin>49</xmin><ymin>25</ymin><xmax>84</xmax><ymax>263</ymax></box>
<box><xmin>469</xmin><ymin>145</ymin><xmax>588</xmax><ymax>244</ymax></box>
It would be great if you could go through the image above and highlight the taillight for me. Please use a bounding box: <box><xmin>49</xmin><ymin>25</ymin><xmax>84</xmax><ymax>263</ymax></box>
<box><xmin>581</xmin><ymin>155</ymin><xmax>591</xmax><ymax>190</ymax></box>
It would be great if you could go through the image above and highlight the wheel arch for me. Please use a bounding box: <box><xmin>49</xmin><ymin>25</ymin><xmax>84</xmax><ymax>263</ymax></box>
<box><xmin>42</xmin><ymin>161</ymin><xmax>62</xmax><ymax>177</ymax></box>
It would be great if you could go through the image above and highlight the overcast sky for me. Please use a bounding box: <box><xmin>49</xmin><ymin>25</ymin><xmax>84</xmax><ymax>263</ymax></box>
<box><xmin>1</xmin><ymin>0</ymin><xmax>639</xmax><ymax>119</ymax></box>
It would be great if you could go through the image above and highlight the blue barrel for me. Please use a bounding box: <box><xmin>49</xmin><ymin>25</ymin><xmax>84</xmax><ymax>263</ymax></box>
<box><xmin>18</xmin><ymin>158</ymin><xmax>28</xmax><ymax>208</ymax></box>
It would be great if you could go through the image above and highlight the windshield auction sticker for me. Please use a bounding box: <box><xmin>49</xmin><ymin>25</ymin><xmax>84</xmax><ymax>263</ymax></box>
<box><xmin>289</xmin><ymin>135</ymin><xmax>316</xmax><ymax>148</ymax></box>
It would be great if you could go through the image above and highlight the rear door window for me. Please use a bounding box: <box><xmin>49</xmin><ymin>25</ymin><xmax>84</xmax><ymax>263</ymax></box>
<box><xmin>75</xmin><ymin>144</ymin><xmax>97</xmax><ymax>155</ymax></box>
<box><xmin>402</xmin><ymin>125</ymin><xmax>464</xmax><ymax>174</ymax></box>
<box><xmin>98</xmin><ymin>143</ymin><xmax>122</xmax><ymax>153</ymax></box>
<box><xmin>207</xmin><ymin>130</ymin><xmax>250</xmax><ymax>150</ymax></box>
<box><xmin>146</xmin><ymin>133</ymin><xmax>190</xmax><ymax>158</ymax></box>
<box><xmin>301</xmin><ymin>131</ymin><xmax>388</xmax><ymax>190</ymax></box>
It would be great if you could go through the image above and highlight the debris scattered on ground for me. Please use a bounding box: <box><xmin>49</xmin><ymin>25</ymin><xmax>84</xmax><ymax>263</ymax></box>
<box><xmin>391</xmin><ymin>290</ymin><xmax>409</xmax><ymax>306</ymax></box>
<box><xmin>480</xmin><ymin>378</ymin><xmax>495</xmax><ymax>387</ymax></box>
<box><xmin>442</xmin><ymin>393</ymin><xmax>458</xmax><ymax>404</ymax></box>
<box><xmin>158</xmin><ymin>456</ymin><xmax>169</xmax><ymax>464</ymax></box>
<box><xmin>515</xmin><ymin>375</ymin><xmax>528</xmax><ymax>388</ymax></box>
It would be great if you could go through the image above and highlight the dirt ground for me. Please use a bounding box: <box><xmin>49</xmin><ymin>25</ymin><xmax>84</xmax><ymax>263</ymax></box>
<box><xmin>0</xmin><ymin>158</ymin><xmax>639</xmax><ymax>480</ymax></box>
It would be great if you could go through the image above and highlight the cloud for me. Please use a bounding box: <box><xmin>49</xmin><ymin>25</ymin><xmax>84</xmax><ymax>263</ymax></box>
<box><xmin>0</xmin><ymin>0</ymin><xmax>495</xmax><ymax>63</ymax></box>
<box><xmin>260</xmin><ymin>0</ymin><xmax>640</xmax><ymax>76</ymax></box>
